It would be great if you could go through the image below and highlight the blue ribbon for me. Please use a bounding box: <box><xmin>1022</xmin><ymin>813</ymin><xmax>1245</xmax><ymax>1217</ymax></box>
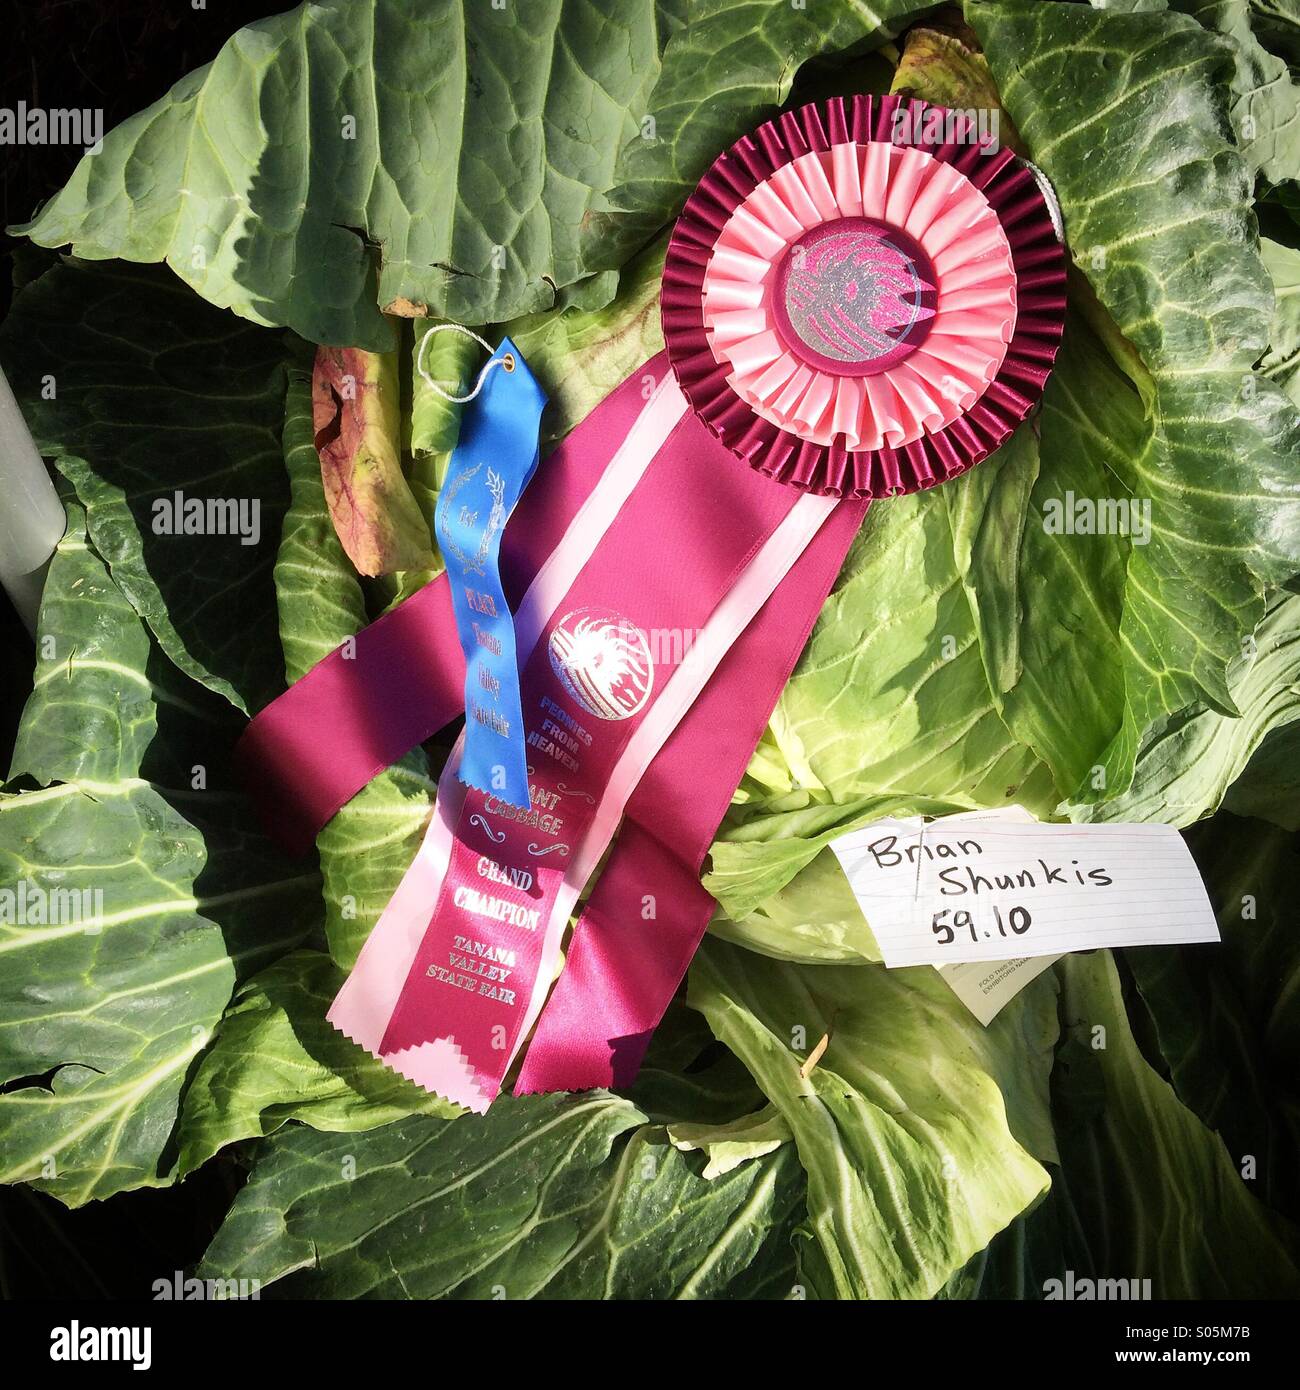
<box><xmin>435</xmin><ymin>337</ymin><xmax>546</xmax><ymax>808</ymax></box>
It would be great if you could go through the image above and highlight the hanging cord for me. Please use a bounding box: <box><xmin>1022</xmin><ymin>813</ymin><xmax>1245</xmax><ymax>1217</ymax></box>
<box><xmin>415</xmin><ymin>323</ymin><xmax>515</xmax><ymax>403</ymax></box>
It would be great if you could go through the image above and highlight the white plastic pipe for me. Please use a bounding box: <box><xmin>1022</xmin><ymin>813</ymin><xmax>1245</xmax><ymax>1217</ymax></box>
<box><xmin>0</xmin><ymin>365</ymin><xmax>65</xmax><ymax>635</ymax></box>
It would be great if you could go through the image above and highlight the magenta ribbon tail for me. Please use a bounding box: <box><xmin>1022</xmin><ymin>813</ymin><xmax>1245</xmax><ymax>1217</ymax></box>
<box><xmin>236</xmin><ymin>578</ymin><xmax>464</xmax><ymax>855</ymax></box>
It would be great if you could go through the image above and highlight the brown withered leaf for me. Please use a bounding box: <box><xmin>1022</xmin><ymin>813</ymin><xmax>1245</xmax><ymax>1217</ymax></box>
<box><xmin>311</xmin><ymin>345</ymin><xmax>435</xmax><ymax>577</ymax></box>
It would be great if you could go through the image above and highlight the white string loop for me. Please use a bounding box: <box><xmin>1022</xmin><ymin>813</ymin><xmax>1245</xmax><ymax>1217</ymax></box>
<box><xmin>415</xmin><ymin>323</ymin><xmax>514</xmax><ymax>403</ymax></box>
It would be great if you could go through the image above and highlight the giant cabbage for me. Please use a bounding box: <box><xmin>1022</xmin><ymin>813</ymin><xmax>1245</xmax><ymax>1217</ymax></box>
<box><xmin>0</xmin><ymin>0</ymin><xmax>1297</xmax><ymax>1299</ymax></box>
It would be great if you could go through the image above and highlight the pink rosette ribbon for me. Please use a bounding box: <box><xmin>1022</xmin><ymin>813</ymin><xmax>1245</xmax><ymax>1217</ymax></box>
<box><xmin>663</xmin><ymin>94</ymin><xmax>1066</xmax><ymax>496</ymax></box>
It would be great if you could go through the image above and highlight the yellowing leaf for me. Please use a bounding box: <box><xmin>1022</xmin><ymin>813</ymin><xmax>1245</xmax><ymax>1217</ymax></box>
<box><xmin>311</xmin><ymin>344</ymin><xmax>434</xmax><ymax>577</ymax></box>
